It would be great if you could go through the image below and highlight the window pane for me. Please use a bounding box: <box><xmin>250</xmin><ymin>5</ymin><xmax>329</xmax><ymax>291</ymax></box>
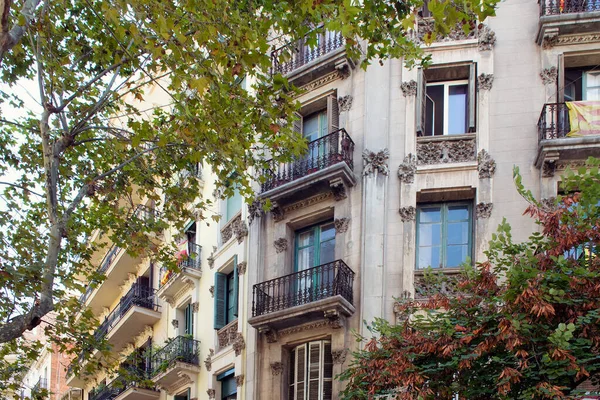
<box><xmin>320</xmin><ymin>223</ymin><xmax>335</xmax><ymax>241</ymax></box>
<box><xmin>420</xmin><ymin>207</ymin><xmax>441</xmax><ymax>223</ymax></box>
<box><xmin>297</xmin><ymin>247</ymin><xmax>314</xmax><ymax>271</ymax></box>
<box><xmin>448</xmin><ymin>84</ymin><xmax>468</xmax><ymax>135</ymax></box>
<box><xmin>225</xmin><ymin>189</ymin><xmax>242</xmax><ymax>221</ymax></box>
<box><xmin>448</xmin><ymin>206</ymin><xmax>469</xmax><ymax>221</ymax></box>
<box><xmin>425</xmin><ymin>85</ymin><xmax>444</xmax><ymax>136</ymax></box>
<box><xmin>298</xmin><ymin>230</ymin><xmax>315</xmax><ymax>247</ymax></box>
<box><xmin>419</xmin><ymin>223</ymin><xmax>441</xmax><ymax>246</ymax></box>
<box><xmin>447</xmin><ymin>244</ymin><xmax>469</xmax><ymax>267</ymax></box>
<box><xmin>418</xmin><ymin>246</ymin><xmax>441</xmax><ymax>269</ymax></box>
<box><xmin>447</xmin><ymin>221</ymin><xmax>469</xmax><ymax>245</ymax></box>
<box><xmin>319</xmin><ymin>239</ymin><xmax>335</xmax><ymax>265</ymax></box>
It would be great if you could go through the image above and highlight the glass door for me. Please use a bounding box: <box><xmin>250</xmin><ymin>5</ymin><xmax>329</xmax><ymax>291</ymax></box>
<box><xmin>301</xmin><ymin>111</ymin><xmax>328</xmax><ymax>175</ymax></box>
<box><xmin>294</xmin><ymin>222</ymin><xmax>335</xmax><ymax>304</ymax></box>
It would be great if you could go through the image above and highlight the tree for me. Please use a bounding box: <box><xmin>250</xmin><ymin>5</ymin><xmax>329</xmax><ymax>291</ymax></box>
<box><xmin>0</xmin><ymin>0</ymin><xmax>499</xmax><ymax>393</ymax></box>
<box><xmin>340</xmin><ymin>158</ymin><xmax>600</xmax><ymax>400</ymax></box>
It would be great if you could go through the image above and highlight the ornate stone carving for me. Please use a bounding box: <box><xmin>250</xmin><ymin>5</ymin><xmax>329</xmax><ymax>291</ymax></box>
<box><xmin>401</xmin><ymin>80</ymin><xmax>417</xmax><ymax>97</ymax></box>
<box><xmin>331</xmin><ymin>349</ymin><xmax>348</xmax><ymax>365</ymax></box>
<box><xmin>235</xmin><ymin>375</ymin><xmax>244</xmax><ymax>387</ymax></box>
<box><xmin>338</xmin><ymin>95</ymin><xmax>353</xmax><ymax>112</ymax></box>
<box><xmin>417</xmin><ymin>137</ymin><xmax>476</xmax><ymax>165</ymax></box>
<box><xmin>557</xmin><ymin>32</ymin><xmax>600</xmax><ymax>45</ymax></box>
<box><xmin>334</xmin><ymin>218</ymin><xmax>350</xmax><ymax>233</ymax></box>
<box><xmin>279</xmin><ymin>320</ymin><xmax>328</xmax><ymax>337</ymax></box>
<box><xmin>171</xmin><ymin>319</ymin><xmax>179</xmax><ymax>329</ymax></box>
<box><xmin>477</xmin><ymin>149</ymin><xmax>497</xmax><ymax>179</ymax></box>
<box><xmin>330</xmin><ymin>178</ymin><xmax>348</xmax><ymax>201</ymax></box>
<box><xmin>237</xmin><ymin>261</ymin><xmax>247</xmax><ymax>275</ymax></box>
<box><xmin>414</xmin><ymin>272</ymin><xmax>461</xmax><ymax>299</ymax></box>
<box><xmin>233</xmin><ymin>332</ymin><xmax>245</xmax><ymax>356</ymax></box>
<box><xmin>220</xmin><ymin>222</ymin><xmax>233</xmax><ymax>243</ymax></box>
<box><xmin>274</xmin><ymin>238</ymin><xmax>288</xmax><ymax>253</ymax></box>
<box><xmin>399</xmin><ymin>206</ymin><xmax>416</xmax><ymax>222</ymax></box>
<box><xmin>543</xmin><ymin>160</ymin><xmax>556</xmax><ymax>177</ymax></box>
<box><xmin>271</xmin><ymin>361</ymin><xmax>284</xmax><ymax>376</ymax></box>
<box><xmin>284</xmin><ymin>192</ymin><xmax>333</xmax><ymax>214</ymax></box>
<box><xmin>335</xmin><ymin>58</ymin><xmax>352</xmax><ymax>79</ymax></box>
<box><xmin>540</xmin><ymin>66</ymin><xmax>558</xmax><ymax>85</ymax></box>
<box><xmin>478</xmin><ymin>24</ymin><xmax>496</xmax><ymax>51</ymax></box>
<box><xmin>541</xmin><ymin>197</ymin><xmax>558</xmax><ymax>212</ymax></box>
<box><xmin>324</xmin><ymin>309</ymin><xmax>345</xmax><ymax>329</ymax></box>
<box><xmin>476</xmin><ymin>202</ymin><xmax>493</xmax><ymax>219</ymax></box>
<box><xmin>271</xmin><ymin>203</ymin><xmax>285</xmax><ymax>222</ymax></box>
<box><xmin>363</xmin><ymin>148</ymin><xmax>390</xmax><ymax>176</ymax></box>
<box><xmin>209</xmin><ymin>285</ymin><xmax>214</xmax><ymax>297</ymax></box>
<box><xmin>264</xmin><ymin>329</ymin><xmax>278</xmax><ymax>343</ymax></box>
<box><xmin>477</xmin><ymin>73</ymin><xmax>494</xmax><ymax>91</ymax></box>
<box><xmin>542</xmin><ymin>29</ymin><xmax>559</xmax><ymax>49</ymax></box>
<box><xmin>248</xmin><ymin>199</ymin><xmax>264</xmax><ymax>225</ymax></box>
<box><xmin>233</xmin><ymin>218</ymin><xmax>248</xmax><ymax>243</ymax></box>
<box><xmin>415</xmin><ymin>18</ymin><xmax>476</xmax><ymax>43</ymax></box>
<box><xmin>191</xmin><ymin>302</ymin><xmax>199</xmax><ymax>313</ymax></box>
<box><xmin>204</xmin><ymin>348</ymin><xmax>214</xmax><ymax>371</ymax></box>
<box><xmin>207</xmin><ymin>389</ymin><xmax>216</xmax><ymax>399</ymax></box>
<box><xmin>296</xmin><ymin>71</ymin><xmax>341</xmax><ymax>94</ymax></box>
<box><xmin>217</xmin><ymin>321</ymin><xmax>238</xmax><ymax>349</ymax></box>
<box><xmin>397</xmin><ymin>153</ymin><xmax>417</xmax><ymax>183</ymax></box>
<box><xmin>208</xmin><ymin>246</ymin><xmax>217</xmax><ymax>269</ymax></box>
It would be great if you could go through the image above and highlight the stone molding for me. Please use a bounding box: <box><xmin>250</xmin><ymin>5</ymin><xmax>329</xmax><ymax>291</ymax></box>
<box><xmin>540</xmin><ymin>66</ymin><xmax>558</xmax><ymax>85</ymax></box>
<box><xmin>247</xmin><ymin>199</ymin><xmax>264</xmax><ymax>225</ymax></box>
<box><xmin>283</xmin><ymin>192</ymin><xmax>333</xmax><ymax>215</ymax></box>
<box><xmin>204</xmin><ymin>348</ymin><xmax>214</xmax><ymax>371</ymax></box>
<box><xmin>397</xmin><ymin>153</ymin><xmax>417</xmax><ymax>183</ymax></box>
<box><xmin>557</xmin><ymin>33</ymin><xmax>600</xmax><ymax>45</ymax></box>
<box><xmin>259</xmin><ymin>327</ymin><xmax>278</xmax><ymax>343</ymax></box>
<box><xmin>331</xmin><ymin>349</ymin><xmax>348</xmax><ymax>364</ymax></box>
<box><xmin>324</xmin><ymin>309</ymin><xmax>345</xmax><ymax>329</ymax></box>
<box><xmin>338</xmin><ymin>95</ymin><xmax>353</xmax><ymax>112</ymax></box>
<box><xmin>401</xmin><ymin>80</ymin><xmax>417</xmax><ymax>97</ymax></box>
<box><xmin>274</xmin><ymin>238</ymin><xmax>288</xmax><ymax>253</ymax></box>
<box><xmin>363</xmin><ymin>148</ymin><xmax>390</xmax><ymax>176</ymax></box>
<box><xmin>237</xmin><ymin>261</ymin><xmax>247</xmax><ymax>275</ymax></box>
<box><xmin>477</xmin><ymin>73</ymin><xmax>494</xmax><ymax>91</ymax></box>
<box><xmin>271</xmin><ymin>361</ymin><xmax>284</xmax><ymax>376</ymax></box>
<box><xmin>235</xmin><ymin>375</ymin><xmax>245</xmax><ymax>387</ymax></box>
<box><xmin>330</xmin><ymin>178</ymin><xmax>348</xmax><ymax>201</ymax></box>
<box><xmin>296</xmin><ymin>70</ymin><xmax>341</xmax><ymax>94</ymax></box>
<box><xmin>477</xmin><ymin>149</ymin><xmax>496</xmax><ymax>179</ymax></box>
<box><xmin>399</xmin><ymin>206</ymin><xmax>416</xmax><ymax>222</ymax></box>
<box><xmin>334</xmin><ymin>217</ymin><xmax>350</xmax><ymax>233</ymax></box>
<box><xmin>417</xmin><ymin>137</ymin><xmax>476</xmax><ymax>165</ymax></box>
<box><xmin>278</xmin><ymin>320</ymin><xmax>328</xmax><ymax>337</ymax></box>
<box><xmin>475</xmin><ymin>202</ymin><xmax>493</xmax><ymax>219</ymax></box>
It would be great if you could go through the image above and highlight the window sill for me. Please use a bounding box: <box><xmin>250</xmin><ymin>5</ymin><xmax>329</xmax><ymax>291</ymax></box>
<box><xmin>416</xmin><ymin>133</ymin><xmax>477</xmax><ymax>166</ymax></box>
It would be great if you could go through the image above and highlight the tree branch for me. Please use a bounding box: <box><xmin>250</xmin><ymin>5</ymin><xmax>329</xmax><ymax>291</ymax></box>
<box><xmin>0</xmin><ymin>0</ymin><xmax>42</xmax><ymax>64</ymax></box>
<box><xmin>0</xmin><ymin>181</ymin><xmax>44</xmax><ymax>197</ymax></box>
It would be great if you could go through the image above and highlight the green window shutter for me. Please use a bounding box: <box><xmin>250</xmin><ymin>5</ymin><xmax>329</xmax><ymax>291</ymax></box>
<box><xmin>214</xmin><ymin>272</ymin><xmax>227</xmax><ymax>329</ymax></box>
<box><xmin>233</xmin><ymin>255</ymin><xmax>239</xmax><ymax>317</ymax></box>
<box><xmin>184</xmin><ymin>303</ymin><xmax>194</xmax><ymax>336</ymax></box>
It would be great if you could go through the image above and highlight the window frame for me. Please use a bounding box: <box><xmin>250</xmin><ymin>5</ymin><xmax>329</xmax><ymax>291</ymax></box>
<box><xmin>289</xmin><ymin>340</ymin><xmax>332</xmax><ymax>400</ymax></box>
<box><xmin>218</xmin><ymin>368</ymin><xmax>237</xmax><ymax>400</ymax></box>
<box><xmin>294</xmin><ymin>220</ymin><xmax>336</xmax><ymax>273</ymax></box>
<box><xmin>425</xmin><ymin>79</ymin><xmax>469</xmax><ymax>136</ymax></box>
<box><xmin>416</xmin><ymin>201</ymin><xmax>473</xmax><ymax>270</ymax></box>
<box><xmin>214</xmin><ymin>255</ymin><xmax>239</xmax><ymax>330</ymax></box>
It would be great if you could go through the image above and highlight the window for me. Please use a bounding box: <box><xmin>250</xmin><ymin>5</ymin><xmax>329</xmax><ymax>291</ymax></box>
<box><xmin>225</xmin><ymin>190</ymin><xmax>242</xmax><ymax>222</ymax></box>
<box><xmin>417</xmin><ymin>202</ymin><xmax>473</xmax><ymax>269</ymax></box>
<box><xmin>214</xmin><ymin>256</ymin><xmax>239</xmax><ymax>330</ymax></box>
<box><xmin>218</xmin><ymin>369</ymin><xmax>237</xmax><ymax>400</ymax></box>
<box><xmin>289</xmin><ymin>340</ymin><xmax>333</xmax><ymax>400</ymax></box>
<box><xmin>295</xmin><ymin>222</ymin><xmax>336</xmax><ymax>272</ymax></box>
<box><xmin>293</xmin><ymin>95</ymin><xmax>339</xmax><ymax>139</ymax></box>
<box><xmin>174</xmin><ymin>389</ymin><xmax>190</xmax><ymax>400</ymax></box>
<box><xmin>184</xmin><ymin>303</ymin><xmax>194</xmax><ymax>336</ymax></box>
<box><xmin>416</xmin><ymin>64</ymin><xmax>477</xmax><ymax>136</ymax></box>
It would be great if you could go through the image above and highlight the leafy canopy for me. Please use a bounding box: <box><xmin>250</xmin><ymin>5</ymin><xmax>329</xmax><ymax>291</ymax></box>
<box><xmin>340</xmin><ymin>157</ymin><xmax>600</xmax><ymax>400</ymax></box>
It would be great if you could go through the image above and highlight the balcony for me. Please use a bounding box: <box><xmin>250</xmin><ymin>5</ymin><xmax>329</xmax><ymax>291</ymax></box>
<box><xmin>536</xmin><ymin>0</ymin><xmax>600</xmax><ymax>46</ymax></box>
<box><xmin>249</xmin><ymin>260</ymin><xmax>355</xmax><ymax>333</ymax></box>
<box><xmin>150</xmin><ymin>336</ymin><xmax>201</xmax><ymax>392</ymax></box>
<box><xmin>60</xmin><ymin>389</ymin><xmax>83</xmax><ymax>400</ymax></box>
<box><xmin>259</xmin><ymin>129</ymin><xmax>356</xmax><ymax>205</ymax></box>
<box><xmin>32</xmin><ymin>377</ymin><xmax>48</xmax><ymax>394</ymax></box>
<box><xmin>270</xmin><ymin>30</ymin><xmax>353</xmax><ymax>86</ymax></box>
<box><xmin>157</xmin><ymin>243</ymin><xmax>202</xmax><ymax>306</ymax></box>
<box><xmin>535</xmin><ymin>102</ymin><xmax>600</xmax><ymax>175</ymax></box>
<box><xmin>89</xmin><ymin>372</ymin><xmax>159</xmax><ymax>400</ymax></box>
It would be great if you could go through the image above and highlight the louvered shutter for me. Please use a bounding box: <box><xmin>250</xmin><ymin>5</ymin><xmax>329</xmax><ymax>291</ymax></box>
<box><xmin>214</xmin><ymin>272</ymin><xmax>227</xmax><ymax>329</ymax></box>
<box><xmin>557</xmin><ymin>54</ymin><xmax>565</xmax><ymax>103</ymax></box>
<box><xmin>468</xmin><ymin>62</ymin><xmax>477</xmax><ymax>133</ymax></box>
<box><xmin>322</xmin><ymin>342</ymin><xmax>333</xmax><ymax>400</ymax></box>
<box><xmin>295</xmin><ymin>345</ymin><xmax>306</xmax><ymax>400</ymax></box>
<box><xmin>416</xmin><ymin>68</ymin><xmax>427</xmax><ymax>136</ymax></box>
<box><xmin>293</xmin><ymin>112</ymin><xmax>303</xmax><ymax>135</ymax></box>
<box><xmin>308</xmin><ymin>342</ymin><xmax>321</xmax><ymax>400</ymax></box>
<box><xmin>327</xmin><ymin>95</ymin><xmax>339</xmax><ymax>133</ymax></box>
<box><xmin>233</xmin><ymin>255</ymin><xmax>239</xmax><ymax>317</ymax></box>
<box><xmin>289</xmin><ymin>349</ymin><xmax>297</xmax><ymax>400</ymax></box>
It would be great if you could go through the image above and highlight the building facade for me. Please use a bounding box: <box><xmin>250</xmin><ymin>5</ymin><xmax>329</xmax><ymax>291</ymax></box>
<box><xmin>30</xmin><ymin>0</ymin><xmax>600</xmax><ymax>399</ymax></box>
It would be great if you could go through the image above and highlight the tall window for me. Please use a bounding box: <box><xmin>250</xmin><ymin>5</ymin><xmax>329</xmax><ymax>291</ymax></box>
<box><xmin>218</xmin><ymin>369</ymin><xmax>237</xmax><ymax>400</ymax></box>
<box><xmin>214</xmin><ymin>256</ymin><xmax>239</xmax><ymax>330</ymax></box>
<box><xmin>289</xmin><ymin>340</ymin><xmax>333</xmax><ymax>400</ymax></box>
<box><xmin>174</xmin><ymin>389</ymin><xmax>190</xmax><ymax>400</ymax></box>
<box><xmin>295</xmin><ymin>221</ymin><xmax>336</xmax><ymax>272</ymax></box>
<box><xmin>184</xmin><ymin>303</ymin><xmax>194</xmax><ymax>336</ymax></box>
<box><xmin>225</xmin><ymin>190</ymin><xmax>242</xmax><ymax>222</ymax></box>
<box><xmin>417</xmin><ymin>202</ymin><xmax>472</xmax><ymax>269</ymax></box>
<box><xmin>416</xmin><ymin>64</ymin><xmax>477</xmax><ymax>137</ymax></box>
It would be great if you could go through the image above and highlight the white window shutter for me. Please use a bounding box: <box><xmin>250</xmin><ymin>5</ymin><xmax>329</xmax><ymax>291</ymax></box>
<box><xmin>327</xmin><ymin>95</ymin><xmax>339</xmax><ymax>133</ymax></box>
<box><xmin>293</xmin><ymin>112</ymin><xmax>303</xmax><ymax>135</ymax></box>
<box><xmin>468</xmin><ymin>62</ymin><xmax>477</xmax><ymax>133</ymax></box>
<box><xmin>416</xmin><ymin>67</ymin><xmax>427</xmax><ymax>136</ymax></box>
<box><xmin>557</xmin><ymin>54</ymin><xmax>565</xmax><ymax>103</ymax></box>
<box><xmin>308</xmin><ymin>342</ymin><xmax>321</xmax><ymax>400</ymax></box>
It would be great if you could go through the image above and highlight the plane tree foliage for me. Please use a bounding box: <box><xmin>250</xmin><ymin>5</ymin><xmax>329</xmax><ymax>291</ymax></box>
<box><xmin>340</xmin><ymin>159</ymin><xmax>600</xmax><ymax>399</ymax></box>
<box><xmin>0</xmin><ymin>0</ymin><xmax>498</xmax><ymax>393</ymax></box>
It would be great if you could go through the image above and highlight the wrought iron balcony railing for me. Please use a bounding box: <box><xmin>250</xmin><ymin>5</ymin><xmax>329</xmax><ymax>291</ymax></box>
<box><xmin>159</xmin><ymin>242</ymin><xmax>202</xmax><ymax>287</ymax></box>
<box><xmin>270</xmin><ymin>30</ymin><xmax>345</xmax><ymax>76</ymax></box>
<box><xmin>252</xmin><ymin>259</ymin><xmax>355</xmax><ymax>317</ymax></box>
<box><xmin>89</xmin><ymin>371</ymin><xmax>153</xmax><ymax>400</ymax></box>
<box><xmin>32</xmin><ymin>377</ymin><xmax>48</xmax><ymax>393</ymax></box>
<box><xmin>540</xmin><ymin>0</ymin><xmax>600</xmax><ymax>15</ymax></box>
<box><xmin>150</xmin><ymin>336</ymin><xmax>201</xmax><ymax>375</ymax></box>
<box><xmin>538</xmin><ymin>102</ymin><xmax>571</xmax><ymax>141</ymax></box>
<box><xmin>260</xmin><ymin>129</ymin><xmax>355</xmax><ymax>193</ymax></box>
<box><xmin>94</xmin><ymin>284</ymin><xmax>159</xmax><ymax>341</ymax></box>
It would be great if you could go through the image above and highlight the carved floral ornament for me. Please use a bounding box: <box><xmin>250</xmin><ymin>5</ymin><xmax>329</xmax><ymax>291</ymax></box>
<box><xmin>397</xmin><ymin>153</ymin><xmax>417</xmax><ymax>184</ymax></box>
<box><xmin>477</xmin><ymin>149</ymin><xmax>497</xmax><ymax>179</ymax></box>
<box><xmin>363</xmin><ymin>148</ymin><xmax>390</xmax><ymax>176</ymax></box>
<box><xmin>337</xmin><ymin>95</ymin><xmax>353</xmax><ymax>112</ymax></box>
<box><xmin>331</xmin><ymin>349</ymin><xmax>348</xmax><ymax>364</ymax></box>
<box><xmin>235</xmin><ymin>375</ymin><xmax>245</xmax><ymax>387</ymax></box>
<box><xmin>204</xmin><ymin>348</ymin><xmax>214</xmax><ymax>371</ymax></box>
<box><xmin>417</xmin><ymin>138</ymin><xmax>476</xmax><ymax>165</ymax></box>
<box><xmin>274</xmin><ymin>238</ymin><xmax>288</xmax><ymax>253</ymax></box>
<box><xmin>540</xmin><ymin>66</ymin><xmax>558</xmax><ymax>85</ymax></box>
<box><xmin>237</xmin><ymin>261</ymin><xmax>247</xmax><ymax>275</ymax></box>
<box><xmin>476</xmin><ymin>202</ymin><xmax>493</xmax><ymax>219</ymax></box>
<box><xmin>477</xmin><ymin>73</ymin><xmax>494</xmax><ymax>91</ymax></box>
<box><xmin>207</xmin><ymin>389</ymin><xmax>216</xmax><ymax>399</ymax></box>
<box><xmin>401</xmin><ymin>80</ymin><xmax>417</xmax><ymax>97</ymax></box>
<box><xmin>478</xmin><ymin>25</ymin><xmax>496</xmax><ymax>51</ymax></box>
<box><xmin>399</xmin><ymin>206</ymin><xmax>416</xmax><ymax>222</ymax></box>
<box><xmin>271</xmin><ymin>361</ymin><xmax>284</xmax><ymax>376</ymax></box>
<box><xmin>233</xmin><ymin>332</ymin><xmax>246</xmax><ymax>356</ymax></box>
<box><xmin>334</xmin><ymin>217</ymin><xmax>350</xmax><ymax>233</ymax></box>
<box><xmin>247</xmin><ymin>199</ymin><xmax>264</xmax><ymax>225</ymax></box>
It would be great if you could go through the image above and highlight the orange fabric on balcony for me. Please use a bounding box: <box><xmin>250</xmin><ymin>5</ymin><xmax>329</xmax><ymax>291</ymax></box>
<box><xmin>566</xmin><ymin>101</ymin><xmax>600</xmax><ymax>137</ymax></box>
<box><xmin>176</xmin><ymin>239</ymin><xmax>188</xmax><ymax>260</ymax></box>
